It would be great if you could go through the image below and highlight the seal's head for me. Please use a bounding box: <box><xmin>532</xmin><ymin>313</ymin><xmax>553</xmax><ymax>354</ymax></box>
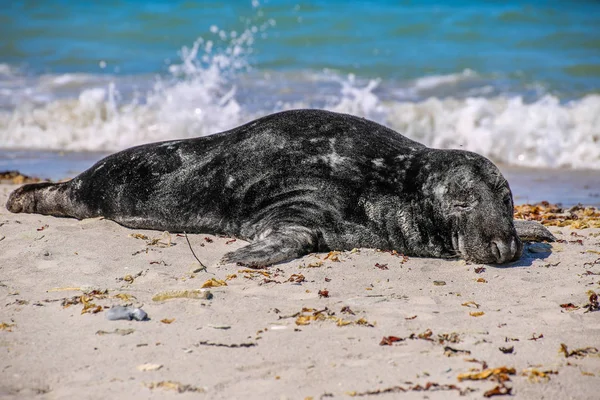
<box><xmin>418</xmin><ymin>150</ymin><xmax>522</xmax><ymax>264</ymax></box>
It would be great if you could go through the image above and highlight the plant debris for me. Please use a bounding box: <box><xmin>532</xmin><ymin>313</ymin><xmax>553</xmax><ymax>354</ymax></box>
<box><xmin>0</xmin><ymin>170</ymin><xmax>42</xmax><ymax>184</ymax></box>
<box><xmin>433</xmin><ymin>280</ymin><xmax>446</xmax><ymax>286</ymax></box>
<box><xmin>474</xmin><ymin>267</ymin><xmax>486</xmax><ymax>273</ymax></box>
<box><xmin>521</xmin><ymin>368</ymin><xmax>557</xmax><ymax>383</ymax></box>
<box><xmin>380</xmin><ymin>336</ymin><xmax>405</xmax><ymax>346</ymax></box>
<box><xmin>528</xmin><ymin>333</ymin><xmax>544</xmax><ymax>341</ymax></box>
<box><xmin>0</xmin><ymin>322</ymin><xmax>16</xmax><ymax>332</ymax></box>
<box><xmin>461</xmin><ymin>301</ymin><xmax>481</xmax><ymax>309</ymax></box>
<box><xmin>324</xmin><ymin>251</ymin><xmax>342</xmax><ymax>261</ymax></box>
<box><xmin>160</xmin><ymin>318</ymin><xmax>175</xmax><ymax>324</ymax></box>
<box><xmin>61</xmin><ymin>289</ymin><xmax>109</xmax><ymax>314</ymax></box>
<box><xmin>444</xmin><ymin>346</ymin><xmax>471</xmax><ymax>357</ymax></box>
<box><xmin>341</xmin><ymin>306</ymin><xmax>355</xmax><ymax>315</ymax></box>
<box><xmin>318</xmin><ymin>289</ymin><xmax>329</xmax><ymax>298</ymax></box>
<box><xmin>458</xmin><ymin>366</ymin><xmax>515</xmax><ymax>383</ymax></box>
<box><xmin>437</xmin><ymin>332</ymin><xmax>460</xmax><ymax>344</ymax></box>
<box><xmin>560</xmin><ymin>303</ymin><xmax>580</xmax><ymax>311</ymax></box>
<box><xmin>96</xmin><ymin>328</ymin><xmax>135</xmax><ymax>336</ymax></box>
<box><xmin>201</xmin><ymin>278</ymin><xmax>227</xmax><ymax>288</ymax></box>
<box><xmin>145</xmin><ymin>380</ymin><xmax>204</xmax><ymax>393</ymax></box>
<box><xmin>347</xmin><ymin>382</ymin><xmax>473</xmax><ymax>397</ymax></box>
<box><xmin>238</xmin><ymin>269</ymin><xmax>271</xmax><ymax>278</ymax></box>
<box><xmin>559</xmin><ymin>343</ymin><xmax>599</xmax><ymax>358</ymax></box>
<box><xmin>469</xmin><ymin>311</ymin><xmax>485</xmax><ymax>317</ymax></box>
<box><xmin>287</xmin><ymin>274</ymin><xmax>306</xmax><ymax>283</ymax></box>
<box><xmin>138</xmin><ymin>363</ymin><xmax>163</xmax><ymax>372</ymax></box>
<box><xmin>483</xmin><ymin>385</ymin><xmax>511</xmax><ymax>398</ymax></box>
<box><xmin>195</xmin><ymin>341</ymin><xmax>256</xmax><ymax>348</ymax></box>
<box><xmin>514</xmin><ymin>202</ymin><xmax>600</xmax><ymax>228</ymax></box>
<box><xmin>152</xmin><ymin>290</ymin><xmax>213</xmax><ymax>301</ymax></box>
<box><xmin>499</xmin><ymin>346</ymin><xmax>514</xmax><ymax>354</ymax></box>
<box><xmin>117</xmin><ymin>270</ymin><xmax>145</xmax><ymax>284</ymax></box>
<box><xmin>374</xmin><ymin>263</ymin><xmax>388</xmax><ymax>270</ymax></box>
<box><xmin>294</xmin><ymin>307</ymin><xmax>374</xmax><ymax>327</ymax></box>
<box><xmin>583</xmin><ymin>290</ymin><xmax>599</xmax><ymax>312</ymax></box>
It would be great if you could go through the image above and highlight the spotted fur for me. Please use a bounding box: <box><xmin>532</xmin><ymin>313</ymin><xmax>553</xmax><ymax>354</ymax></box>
<box><xmin>6</xmin><ymin>109</ymin><xmax>553</xmax><ymax>265</ymax></box>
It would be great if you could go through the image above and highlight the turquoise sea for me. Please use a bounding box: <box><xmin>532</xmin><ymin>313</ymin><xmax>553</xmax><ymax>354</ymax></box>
<box><xmin>1</xmin><ymin>0</ymin><xmax>599</xmax><ymax>204</ymax></box>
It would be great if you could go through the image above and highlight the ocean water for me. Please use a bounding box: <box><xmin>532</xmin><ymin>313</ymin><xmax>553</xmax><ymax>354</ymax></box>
<box><xmin>1</xmin><ymin>1</ymin><xmax>599</xmax><ymax>203</ymax></box>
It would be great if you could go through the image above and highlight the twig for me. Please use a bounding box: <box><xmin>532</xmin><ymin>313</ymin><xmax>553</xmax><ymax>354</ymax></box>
<box><xmin>184</xmin><ymin>232</ymin><xmax>207</xmax><ymax>272</ymax></box>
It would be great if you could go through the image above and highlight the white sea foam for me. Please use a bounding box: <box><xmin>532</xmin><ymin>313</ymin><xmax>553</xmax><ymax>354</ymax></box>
<box><xmin>0</xmin><ymin>39</ymin><xmax>598</xmax><ymax>169</ymax></box>
<box><xmin>384</xmin><ymin>95</ymin><xmax>600</xmax><ymax>169</ymax></box>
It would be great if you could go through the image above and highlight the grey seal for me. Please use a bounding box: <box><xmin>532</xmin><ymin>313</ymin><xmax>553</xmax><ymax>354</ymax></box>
<box><xmin>6</xmin><ymin>109</ymin><xmax>553</xmax><ymax>266</ymax></box>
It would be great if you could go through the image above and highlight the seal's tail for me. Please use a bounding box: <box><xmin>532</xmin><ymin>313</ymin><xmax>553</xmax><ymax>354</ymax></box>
<box><xmin>6</xmin><ymin>182</ymin><xmax>74</xmax><ymax>217</ymax></box>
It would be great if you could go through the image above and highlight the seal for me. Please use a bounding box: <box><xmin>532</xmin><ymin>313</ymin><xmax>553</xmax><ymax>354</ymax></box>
<box><xmin>6</xmin><ymin>109</ymin><xmax>553</xmax><ymax>265</ymax></box>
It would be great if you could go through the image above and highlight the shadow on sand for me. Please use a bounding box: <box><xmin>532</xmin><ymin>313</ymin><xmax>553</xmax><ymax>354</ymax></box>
<box><xmin>493</xmin><ymin>242</ymin><xmax>554</xmax><ymax>268</ymax></box>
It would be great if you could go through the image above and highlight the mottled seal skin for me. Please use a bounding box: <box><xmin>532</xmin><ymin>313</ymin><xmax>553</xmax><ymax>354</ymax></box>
<box><xmin>7</xmin><ymin>109</ymin><xmax>552</xmax><ymax>265</ymax></box>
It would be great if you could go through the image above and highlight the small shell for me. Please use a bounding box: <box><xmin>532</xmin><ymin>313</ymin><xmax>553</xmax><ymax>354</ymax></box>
<box><xmin>106</xmin><ymin>305</ymin><xmax>148</xmax><ymax>321</ymax></box>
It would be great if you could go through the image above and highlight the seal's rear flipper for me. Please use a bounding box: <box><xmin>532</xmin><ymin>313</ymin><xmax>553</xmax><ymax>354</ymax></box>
<box><xmin>221</xmin><ymin>226</ymin><xmax>318</xmax><ymax>268</ymax></box>
<box><xmin>514</xmin><ymin>220</ymin><xmax>556</xmax><ymax>242</ymax></box>
<box><xmin>6</xmin><ymin>182</ymin><xmax>74</xmax><ymax>217</ymax></box>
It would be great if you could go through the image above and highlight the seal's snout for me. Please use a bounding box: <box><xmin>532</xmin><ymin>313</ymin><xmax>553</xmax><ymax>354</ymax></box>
<box><xmin>490</xmin><ymin>237</ymin><xmax>522</xmax><ymax>264</ymax></box>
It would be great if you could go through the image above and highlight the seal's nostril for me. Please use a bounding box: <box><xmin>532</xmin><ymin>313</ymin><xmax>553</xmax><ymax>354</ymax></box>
<box><xmin>491</xmin><ymin>240</ymin><xmax>517</xmax><ymax>264</ymax></box>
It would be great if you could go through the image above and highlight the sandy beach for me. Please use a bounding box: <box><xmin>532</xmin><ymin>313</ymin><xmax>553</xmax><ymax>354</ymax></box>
<box><xmin>1</xmin><ymin>182</ymin><xmax>599</xmax><ymax>399</ymax></box>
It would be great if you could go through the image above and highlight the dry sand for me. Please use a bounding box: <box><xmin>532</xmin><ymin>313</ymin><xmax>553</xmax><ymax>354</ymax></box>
<box><xmin>1</xmin><ymin>182</ymin><xmax>599</xmax><ymax>399</ymax></box>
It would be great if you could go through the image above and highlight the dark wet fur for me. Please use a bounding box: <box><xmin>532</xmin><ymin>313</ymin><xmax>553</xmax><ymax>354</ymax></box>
<box><xmin>7</xmin><ymin>109</ymin><xmax>541</xmax><ymax>265</ymax></box>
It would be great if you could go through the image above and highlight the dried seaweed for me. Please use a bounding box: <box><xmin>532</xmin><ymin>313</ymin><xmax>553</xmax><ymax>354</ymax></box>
<box><xmin>380</xmin><ymin>336</ymin><xmax>405</xmax><ymax>346</ymax></box>
<box><xmin>514</xmin><ymin>202</ymin><xmax>600</xmax><ymax>229</ymax></box>
<box><xmin>0</xmin><ymin>170</ymin><xmax>42</xmax><ymax>184</ymax></box>
<box><xmin>287</xmin><ymin>274</ymin><xmax>306</xmax><ymax>283</ymax></box>
<box><xmin>483</xmin><ymin>385</ymin><xmax>511</xmax><ymax>398</ymax></box>
<box><xmin>528</xmin><ymin>333</ymin><xmax>544</xmax><ymax>341</ymax></box>
<box><xmin>0</xmin><ymin>322</ymin><xmax>16</xmax><ymax>332</ymax></box>
<box><xmin>559</xmin><ymin>303</ymin><xmax>580</xmax><ymax>311</ymax></box>
<box><xmin>444</xmin><ymin>346</ymin><xmax>471</xmax><ymax>357</ymax></box>
<box><xmin>559</xmin><ymin>343</ymin><xmax>599</xmax><ymax>358</ymax></box>
<box><xmin>196</xmin><ymin>341</ymin><xmax>256</xmax><ymax>348</ymax></box>
<box><xmin>295</xmin><ymin>307</ymin><xmax>373</xmax><ymax>327</ymax></box>
<box><xmin>521</xmin><ymin>368</ymin><xmax>557</xmax><ymax>383</ymax></box>
<box><xmin>583</xmin><ymin>290</ymin><xmax>599</xmax><ymax>312</ymax></box>
<box><xmin>96</xmin><ymin>328</ymin><xmax>135</xmax><ymax>336</ymax></box>
<box><xmin>201</xmin><ymin>278</ymin><xmax>227</xmax><ymax>288</ymax></box>
<box><xmin>461</xmin><ymin>301</ymin><xmax>481</xmax><ymax>309</ymax></box>
<box><xmin>145</xmin><ymin>381</ymin><xmax>204</xmax><ymax>393</ymax></box>
<box><xmin>138</xmin><ymin>363</ymin><xmax>163</xmax><ymax>372</ymax></box>
<box><xmin>152</xmin><ymin>290</ymin><xmax>213</xmax><ymax>301</ymax></box>
<box><xmin>347</xmin><ymin>382</ymin><xmax>473</xmax><ymax>397</ymax></box>
<box><xmin>458</xmin><ymin>366</ymin><xmax>515</xmax><ymax>382</ymax></box>
<box><xmin>324</xmin><ymin>251</ymin><xmax>342</xmax><ymax>261</ymax></box>
<box><xmin>61</xmin><ymin>289</ymin><xmax>108</xmax><ymax>314</ymax></box>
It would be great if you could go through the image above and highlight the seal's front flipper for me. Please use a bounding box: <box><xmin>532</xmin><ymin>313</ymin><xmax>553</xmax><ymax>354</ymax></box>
<box><xmin>222</xmin><ymin>226</ymin><xmax>318</xmax><ymax>268</ymax></box>
<box><xmin>514</xmin><ymin>220</ymin><xmax>556</xmax><ymax>242</ymax></box>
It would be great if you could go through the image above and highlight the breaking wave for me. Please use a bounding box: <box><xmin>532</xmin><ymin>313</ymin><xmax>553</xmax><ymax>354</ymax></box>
<box><xmin>0</xmin><ymin>30</ymin><xmax>598</xmax><ymax>170</ymax></box>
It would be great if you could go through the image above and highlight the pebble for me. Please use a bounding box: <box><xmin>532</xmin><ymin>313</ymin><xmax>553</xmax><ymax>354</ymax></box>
<box><xmin>106</xmin><ymin>305</ymin><xmax>148</xmax><ymax>321</ymax></box>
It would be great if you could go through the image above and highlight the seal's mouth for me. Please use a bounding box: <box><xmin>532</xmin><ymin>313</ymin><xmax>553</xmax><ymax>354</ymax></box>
<box><xmin>451</xmin><ymin>231</ymin><xmax>522</xmax><ymax>264</ymax></box>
